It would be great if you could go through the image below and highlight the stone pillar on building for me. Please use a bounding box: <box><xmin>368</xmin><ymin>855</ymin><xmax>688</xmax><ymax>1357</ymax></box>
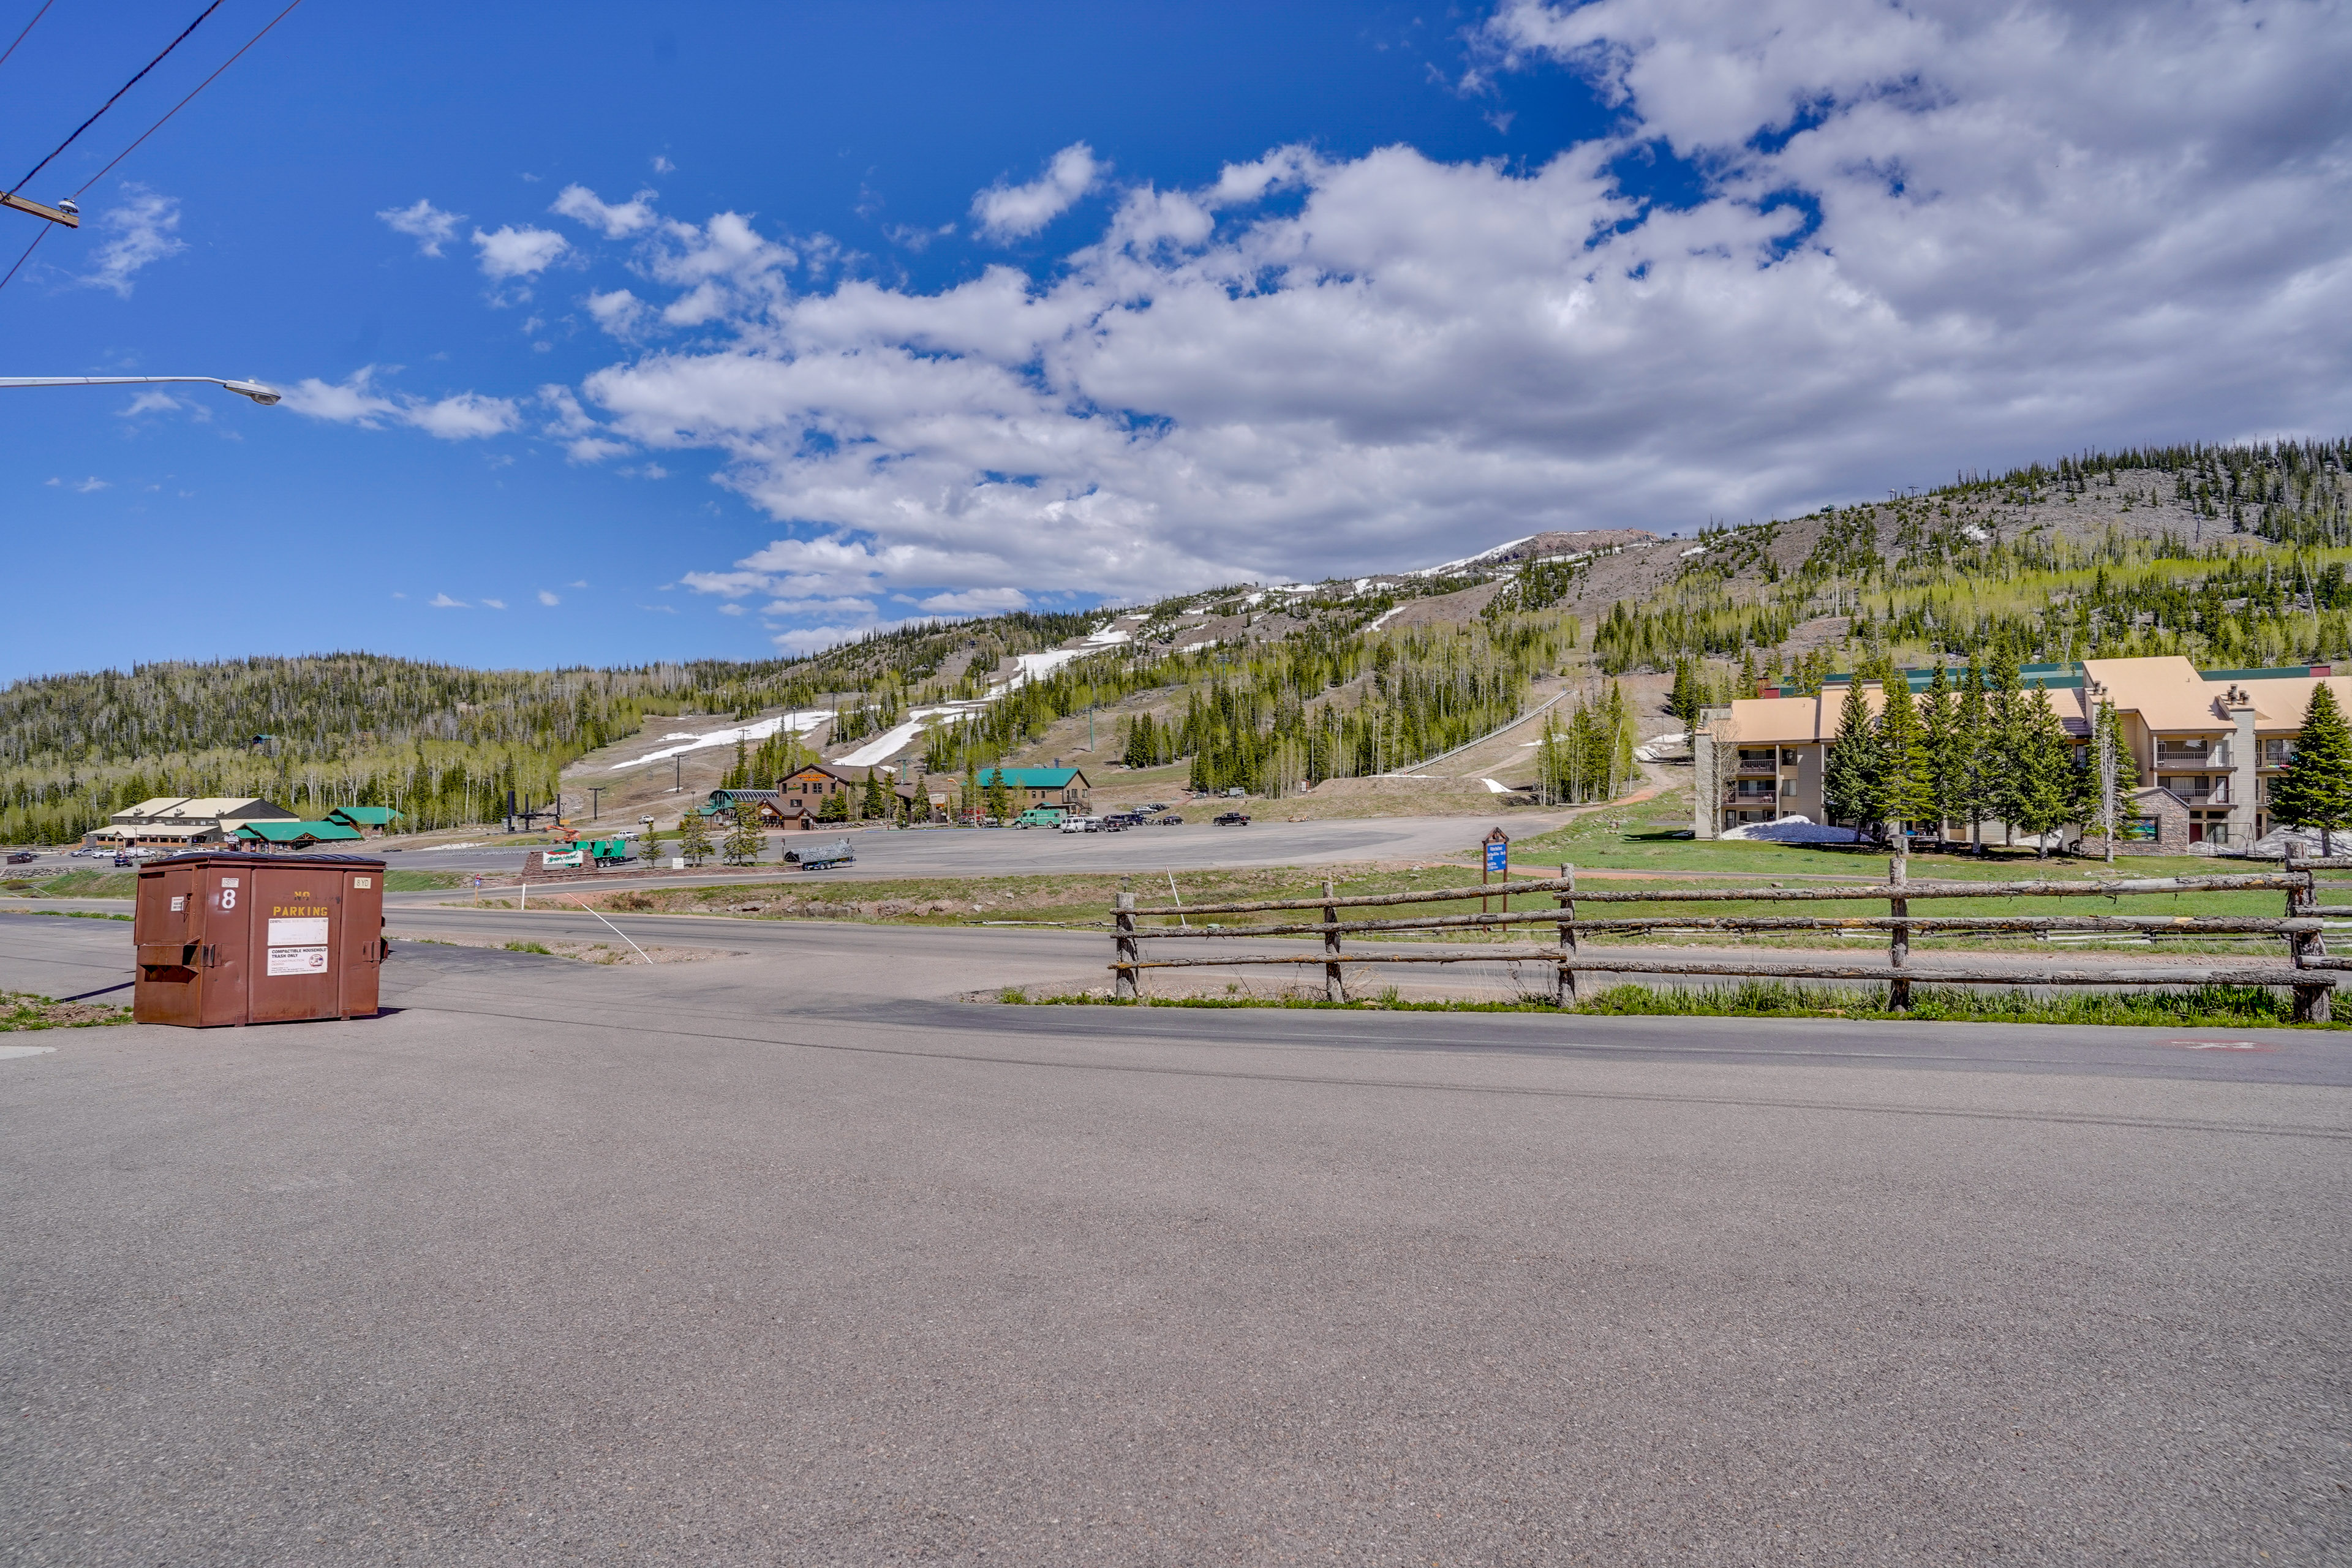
<box><xmin>1693</xmin><ymin>706</ymin><xmax>1732</xmax><ymax>839</ymax></box>
<box><xmin>2227</xmin><ymin>692</ymin><xmax>2260</xmax><ymax>848</ymax></box>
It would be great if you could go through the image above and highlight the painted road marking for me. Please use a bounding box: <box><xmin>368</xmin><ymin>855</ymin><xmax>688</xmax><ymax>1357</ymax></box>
<box><xmin>2164</xmin><ymin>1040</ymin><xmax>2269</xmax><ymax>1052</ymax></box>
<box><xmin>0</xmin><ymin>1045</ymin><xmax>59</xmax><ymax>1060</ymax></box>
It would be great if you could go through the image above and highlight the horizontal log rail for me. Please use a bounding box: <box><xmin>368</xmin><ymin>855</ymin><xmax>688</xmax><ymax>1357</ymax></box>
<box><xmin>1105</xmin><ymin>856</ymin><xmax>2343</xmax><ymax>1019</ymax></box>
<box><xmin>1133</xmin><ymin>872</ymin><xmax>2301</xmax><ymax>920</ymax></box>
<box><xmin>1133</xmin><ymin>910</ymin><xmax>2321</xmax><ymax>941</ymax></box>
<box><xmin>1110</xmin><ymin>951</ymin><xmax>2322</xmax><ymax>988</ymax></box>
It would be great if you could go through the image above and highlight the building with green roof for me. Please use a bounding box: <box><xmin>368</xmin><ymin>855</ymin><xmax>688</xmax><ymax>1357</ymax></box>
<box><xmin>233</xmin><ymin>820</ymin><xmax>365</xmax><ymax>848</ymax></box>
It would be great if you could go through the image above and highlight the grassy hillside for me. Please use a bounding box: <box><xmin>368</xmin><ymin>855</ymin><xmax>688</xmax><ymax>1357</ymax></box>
<box><xmin>7</xmin><ymin>437</ymin><xmax>2344</xmax><ymax>843</ymax></box>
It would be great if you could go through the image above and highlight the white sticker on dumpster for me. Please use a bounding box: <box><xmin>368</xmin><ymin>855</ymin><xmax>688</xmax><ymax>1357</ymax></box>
<box><xmin>266</xmin><ymin>946</ymin><xmax>328</xmax><ymax>976</ymax></box>
<box><xmin>268</xmin><ymin>917</ymin><xmax>330</xmax><ymax>946</ymax></box>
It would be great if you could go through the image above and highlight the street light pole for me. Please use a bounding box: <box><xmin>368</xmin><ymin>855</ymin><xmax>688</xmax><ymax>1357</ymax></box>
<box><xmin>0</xmin><ymin>374</ymin><xmax>281</xmax><ymax>404</ymax></box>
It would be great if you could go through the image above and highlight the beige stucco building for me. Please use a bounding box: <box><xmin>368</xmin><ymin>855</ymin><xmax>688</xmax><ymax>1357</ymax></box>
<box><xmin>1694</xmin><ymin>656</ymin><xmax>2346</xmax><ymax>850</ymax></box>
<box><xmin>85</xmin><ymin>796</ymin><xmax>298</xmax><ymax>851</ymax></box>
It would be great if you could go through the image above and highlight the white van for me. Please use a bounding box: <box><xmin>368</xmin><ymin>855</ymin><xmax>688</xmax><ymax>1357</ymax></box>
<box><xmin>1058</xmin><ymin>816</ymin><xmax>1101</xmax><ymax>834</ymax></box>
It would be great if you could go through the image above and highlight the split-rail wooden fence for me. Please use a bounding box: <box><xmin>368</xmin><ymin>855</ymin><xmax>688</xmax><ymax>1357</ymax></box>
<box><xmin>1108</xmin><ymin>853</ymin><xmax>2352</xmax><ymax>1021</ymax></box>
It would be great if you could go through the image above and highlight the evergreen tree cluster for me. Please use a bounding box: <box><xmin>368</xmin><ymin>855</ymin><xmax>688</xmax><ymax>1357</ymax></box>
<box><xmin>1818</xmin><ymin>659</ymin><xmax>2137</xmax><ymax>854</ymax></box>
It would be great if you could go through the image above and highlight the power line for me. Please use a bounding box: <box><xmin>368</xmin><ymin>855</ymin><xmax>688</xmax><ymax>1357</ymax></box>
<box><xmin>73</xmin><ymin>0</ymin><xmax>307</xmax><ymax>198</ymax></box>
<box><xmin>0</xmin><ymin>1</ymin><xmax>56</xmax><ymax>75</ymax></box>
<box><xmin>13</xmin><ymin>0</ymin><xmax>223</xmax><ymax>192</ymax></box>
<box><xmin>1</xmin><ymin>0</ymin><xmax>310</xmax><ymax>298</ymax></box>
<box><xmin>0</xmin><ymin>221</ymin><xmax>47</xmax><ymax>292</ymax></box>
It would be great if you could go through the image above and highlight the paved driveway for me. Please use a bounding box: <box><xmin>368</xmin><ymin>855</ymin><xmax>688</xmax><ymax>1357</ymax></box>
<box><xmin>2</xmin><ymin>914</ymin><xmax>2346</xmax><ymax>1566</ymax></box>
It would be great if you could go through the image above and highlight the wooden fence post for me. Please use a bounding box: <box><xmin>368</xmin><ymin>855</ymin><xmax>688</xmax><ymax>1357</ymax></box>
<box><xmin>1555</xmin><ymin>862</ymin><xmax>1578</xmax><ymax>1008</ymax></box>
<box><xmin>1888</xmin><ymin>853</ymin><xmax>1910</xmax><ymax>1011</ymax></box>
<box><xmin>1115</xmin><ymin>889</ymin><xmax>1139</xmax><ymax>1001</ymax></box>
<box><xmin>1322</xmin><ymin>879</ymin><xmax>1346</xmax><ymax>1003</ymax></box>
<box><xmin>2286</xmin><ymin>852</ymin><xmax>2330</xmax><ymax>1023</ymax></box>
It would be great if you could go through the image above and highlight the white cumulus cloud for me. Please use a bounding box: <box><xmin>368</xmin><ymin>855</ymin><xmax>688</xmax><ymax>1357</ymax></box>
<box><xmin>920</xmin><ymin>587</ymin><xmax>1031</xmax><ymax>614</ymax></box>
<box><xmin>537</xmin><ymin>589</ymin><xmax>560</xmax><ymax>606</ymax></box>
<box><xmin>551</xmin><ymin>184</ymin><xmax>659</xmax><ymax>238</ymax></box>
<box><xmin>971</xmin><ymin>142</ymin><xmax>1103</xmax><ymax>240</ymax></box>
<box><xmin>472</xmin><ymin>224</ymin><xmax>570</xmax><ymax>280</ymax></box>
<box><xmin>378</xmin><ymin>198</ymin><xmax>464</xmax><ymax>255</ymax></box>
<box><xmin>552</xmin><ymin>0</ymin><xmax>2350</xmax><ymax>652</ymax></box>
<box><xmin>586</xmin><ymin>287</ymin><xmax>648</xmax><ymax>337</ymax></box>
<box><xmin>281</xmin><ymin>366</ymin><xmax>521</xmax><ymax>440</ymax></box>
<box><xmin>78</xmin><ymin>185</ymin><xmax>186</xmax><ymax>296</ymax></box>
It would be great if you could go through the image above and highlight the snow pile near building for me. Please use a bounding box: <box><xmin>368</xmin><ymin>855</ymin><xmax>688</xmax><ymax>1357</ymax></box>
<box><xmin>1634</xmin><ymin>731</ymin><xmax>1689</xmax><ymax>763</ymax></box>
<box><xmin>1722</xmin><ymin>816</ymin><xmax>1866</xmax><ymax>843</ymax></box>
<box><xmin>2249</xmin><ymin>826</ymin><xmax>2344</xmax><ymax>859</ymax></box>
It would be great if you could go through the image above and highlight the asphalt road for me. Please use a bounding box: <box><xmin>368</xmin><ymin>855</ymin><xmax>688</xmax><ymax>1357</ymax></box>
<box><xmin>3</xmin><ymin>913</ymin><xmax>2348</xmax><ymax>1566</ymax></box>
<box><xmin>391</xmin><ymin>813</ymin><xmax>1559</xmax><ymax>880</ymax></box>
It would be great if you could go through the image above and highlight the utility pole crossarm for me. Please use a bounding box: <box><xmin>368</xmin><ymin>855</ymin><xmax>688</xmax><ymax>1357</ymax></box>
<box><xmin>0</xmin><ymin>192</ymin><xmax>78</xmax><ymax>227</ymax></box>
<box><xmin>0</xmin><ymin>190</ymin><xmax>77</xmax><ymax>225</ymax></box>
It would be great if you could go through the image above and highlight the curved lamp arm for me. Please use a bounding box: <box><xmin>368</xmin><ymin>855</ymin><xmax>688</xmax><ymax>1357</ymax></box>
<box><xmin>0</xmin><ymin>374</ymin><xmax>281</xmax><ymax>404</ymax></box>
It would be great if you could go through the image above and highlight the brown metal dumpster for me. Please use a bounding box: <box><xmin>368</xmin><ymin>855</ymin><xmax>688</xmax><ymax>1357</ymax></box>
<box><xmin>132</xmin><ymin>852</ymin><xmax>387</xmax><ymax>1026</ymax></box>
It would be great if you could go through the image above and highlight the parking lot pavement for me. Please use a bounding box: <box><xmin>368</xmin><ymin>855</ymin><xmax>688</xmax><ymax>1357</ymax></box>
<box><xmin>358</xmin><ymin>811</ymin><xmax>1570</xmax><ymax>880</ymax></box>
<box><xmin>3</xmin><ymin>915</ymin><xmax>2348</xmax><ymax>1566</ymax></box>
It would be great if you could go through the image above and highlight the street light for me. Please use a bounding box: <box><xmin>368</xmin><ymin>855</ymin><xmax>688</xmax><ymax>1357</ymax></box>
<box><xmin>0</xmin><ymin>374</ymin><xmax>281</xmax><ymax>405</ymax></box>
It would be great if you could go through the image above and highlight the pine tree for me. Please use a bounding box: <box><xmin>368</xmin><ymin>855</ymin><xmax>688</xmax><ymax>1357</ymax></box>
<box><xmin>983</xmin><ymin>767</ymin><xmax>1014</xmax><ymax>825</ymax></box>
<box><xmin>862</xmin><ymin>769</ymin><xmax>889</xmax><ymax>820</ymax></box>
<box><xmin>2007</xmin><ymin>687</ymin><xmax>2078</xmax><ymax>856</ymax></box>
<box><xmin>677</xmin><ymin>813</ymin><xmax>715</xmax><ymax>867</ymax></box>
<box><xmin>1877</xmin><ymin>674</ymin><xmax>1934</xmax><ymax>848</ymax></box>
<box><xmin>1668</xmin><ymin>658</ymin><xmax>1700</xmax><ymax>736</ymax></box>
<box><xmin>1953</xmin><ymin>662</ymin><xmax>1992</xmax><ymax>852</ymax></box>
<box><xmin>1918</xmin><ymin>662</ymin><xmax>1958</xmax><ymax>846</ymax></box>
<box><xmin>1823</xmin><ymin>679</ymin><xmax>1886</xmax><ymax>837</ymax></box>
<box><xmin>720</xmin><ymin>812</ymin><xmax>764</xmax><ymax>865</ymax></box>
<box><xmin>1985</xmin><ymin>653</ymin><xmax>2027</xmax><ymax>847</ymax></box>
<box><xmin>2270</xmin><ymin>684</ymin><xmax>2352</xmax><ymax>854</ymax></box>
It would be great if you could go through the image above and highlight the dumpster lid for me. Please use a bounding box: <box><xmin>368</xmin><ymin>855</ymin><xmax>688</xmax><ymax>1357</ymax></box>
<box><xmin>143</xmin><ymin>850</ymin><xmax>387</xmax><ymax>872</ymax></box>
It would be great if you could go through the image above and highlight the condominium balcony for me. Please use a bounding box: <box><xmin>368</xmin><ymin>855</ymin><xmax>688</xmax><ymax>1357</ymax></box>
<box><xmin>2155</xmin><ymin>743</ymin><xmax>2227</xmax><ymax>769</ymax></box>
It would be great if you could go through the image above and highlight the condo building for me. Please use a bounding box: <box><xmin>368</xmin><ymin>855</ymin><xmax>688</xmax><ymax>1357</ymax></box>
<box><xmin>1694</xmin><ymin>655</ymin><xmax>2345</xmax><ymax>851</ymax></box>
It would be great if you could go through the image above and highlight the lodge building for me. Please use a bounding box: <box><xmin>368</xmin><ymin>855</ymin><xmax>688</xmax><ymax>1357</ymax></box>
<box><xmin>1694</xmin><ymin>655</ymin><xmax>2349</xmax><ymax>851</ymax></box>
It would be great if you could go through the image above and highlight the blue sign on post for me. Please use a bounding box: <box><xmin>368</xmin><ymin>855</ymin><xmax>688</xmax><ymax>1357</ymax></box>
<box><xmin>1485</xmin><ymin>840</ymin><xmax>1509</xmax><ymax>873</ymax></box>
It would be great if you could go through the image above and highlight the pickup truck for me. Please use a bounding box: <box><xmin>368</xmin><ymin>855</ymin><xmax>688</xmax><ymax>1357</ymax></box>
<box><xmin>5</xmin><ymin>851</ymin><xmax>36</xmax><ymax>865</ymax></box>
<box><xmin>1213</xmin><ymin>810</ymin><xmax>1251</xmax><ymax>826</ymax></box>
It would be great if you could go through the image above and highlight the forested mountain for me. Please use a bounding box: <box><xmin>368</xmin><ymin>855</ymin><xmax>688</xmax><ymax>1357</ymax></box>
<box><xmin>5</xmin><ymin>437</ymin><xmax>2345</xmax><ymax>842</ymax></box>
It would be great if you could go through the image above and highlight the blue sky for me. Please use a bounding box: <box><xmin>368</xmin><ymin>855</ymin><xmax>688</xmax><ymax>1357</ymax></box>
<box><xmin>6</xmin><ymin>0</ymin><xmax>2350</xmax><ymax>679</ymax></box>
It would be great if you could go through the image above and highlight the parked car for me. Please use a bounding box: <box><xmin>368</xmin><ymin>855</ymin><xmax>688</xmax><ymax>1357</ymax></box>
<box><xmin>1139</xmin><ymin>802</ymin><xmax>1168</xmax><ymax>813</ymax></box>
<box><xmin>6</xmin><ymin>850</ymin><xmax>36</xmax><ymax>864</ymax></box>
<box><xmin>1156</xmin><ymin>814</ymin><xmax>1184</xmax><ymax>826</ymax></box>
<box><xmin>1213</xmin><ymin>810</ymin><xmax>1251</xmax><ymax>826</ymax></box>
<box><xmin>1102</xmin><ymin>812</ymin><xmax>1143</xmax><ymax>829</ymax></box>
<box><xmin>1058</xmin><ymin>816</ymin><xmax>1101</xmax><ymax>834</ymax></box>
<box><xmin>1224</xmin><ymin>787</ymin><xmax>1248</xmax><ymax>798</ymax></box>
